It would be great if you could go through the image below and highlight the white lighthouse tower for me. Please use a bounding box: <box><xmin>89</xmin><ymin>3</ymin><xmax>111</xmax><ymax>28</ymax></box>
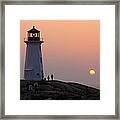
<box><xmin>24</xmin><ymin>26</ymin><xmax>44</xmax><ymax>80</ymax></box>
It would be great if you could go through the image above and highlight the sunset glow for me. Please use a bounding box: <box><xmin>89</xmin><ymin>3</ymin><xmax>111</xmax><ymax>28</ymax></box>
<box><xmin>20</xmin><ymin>20</ymin><xmax>100</xmax><ymax>88</ymax></box>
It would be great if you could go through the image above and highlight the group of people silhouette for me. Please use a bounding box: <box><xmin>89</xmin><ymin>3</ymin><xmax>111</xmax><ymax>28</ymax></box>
<box><xmin>44</xmin><ymin>74</ymin><xmax>54</xmax><ymax>81</ymax></box>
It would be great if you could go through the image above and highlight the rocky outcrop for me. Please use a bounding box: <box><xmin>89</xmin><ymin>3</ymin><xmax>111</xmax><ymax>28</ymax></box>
<box><xmin>20</xmin><ymin>80</ymin><xmax>100</xmax><ymax>100</ymax></box>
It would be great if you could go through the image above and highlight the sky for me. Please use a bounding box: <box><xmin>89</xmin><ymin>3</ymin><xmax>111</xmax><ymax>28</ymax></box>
<box><xmin>20</xmin><ymin>20</ymin><xmax>100</xmax><ymax>88</ymax></box>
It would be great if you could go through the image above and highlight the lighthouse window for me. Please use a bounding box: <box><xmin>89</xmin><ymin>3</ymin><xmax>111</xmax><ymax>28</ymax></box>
<box><xmin>36</xmin><ymin>73</ymin><xmax>40</xmax><ymax>76</ymax></box>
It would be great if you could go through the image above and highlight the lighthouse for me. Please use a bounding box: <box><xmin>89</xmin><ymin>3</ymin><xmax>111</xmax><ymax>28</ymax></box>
<box><xmin>24</xmin><ymin>26</ymin><xmax>44</xmax><ymax>80</ymax></box>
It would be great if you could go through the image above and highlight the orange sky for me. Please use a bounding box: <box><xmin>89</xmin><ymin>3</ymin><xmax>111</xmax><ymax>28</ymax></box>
<box><xmin>20</xmin><ymin>20</ymin><xmax>100</xmax><ymax>88</ymax></box>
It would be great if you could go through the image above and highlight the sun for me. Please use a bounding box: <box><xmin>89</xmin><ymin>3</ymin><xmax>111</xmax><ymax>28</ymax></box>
<box><xmin>89</xmin><ymin>69</ymin><xmax>96</xmax><ymax>75</ymax></box>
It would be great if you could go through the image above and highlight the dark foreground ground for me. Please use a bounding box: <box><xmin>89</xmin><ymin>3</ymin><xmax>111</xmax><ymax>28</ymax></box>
<box><xmin>20</xmin><ymin>80</ymin><xmax>100</xmax><ymax>100</ymax></box>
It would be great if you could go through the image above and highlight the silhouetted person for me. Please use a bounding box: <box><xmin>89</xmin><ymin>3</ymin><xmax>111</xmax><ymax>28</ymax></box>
<box><xmin>51</xmin><ymin>74</ymin><xmax>54</xmax><ymax>80</ymax></box>
<box><xmin>47</xmin><ymin>75</ymin><xmax>50</xmax><ymax>81</ymax></box>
